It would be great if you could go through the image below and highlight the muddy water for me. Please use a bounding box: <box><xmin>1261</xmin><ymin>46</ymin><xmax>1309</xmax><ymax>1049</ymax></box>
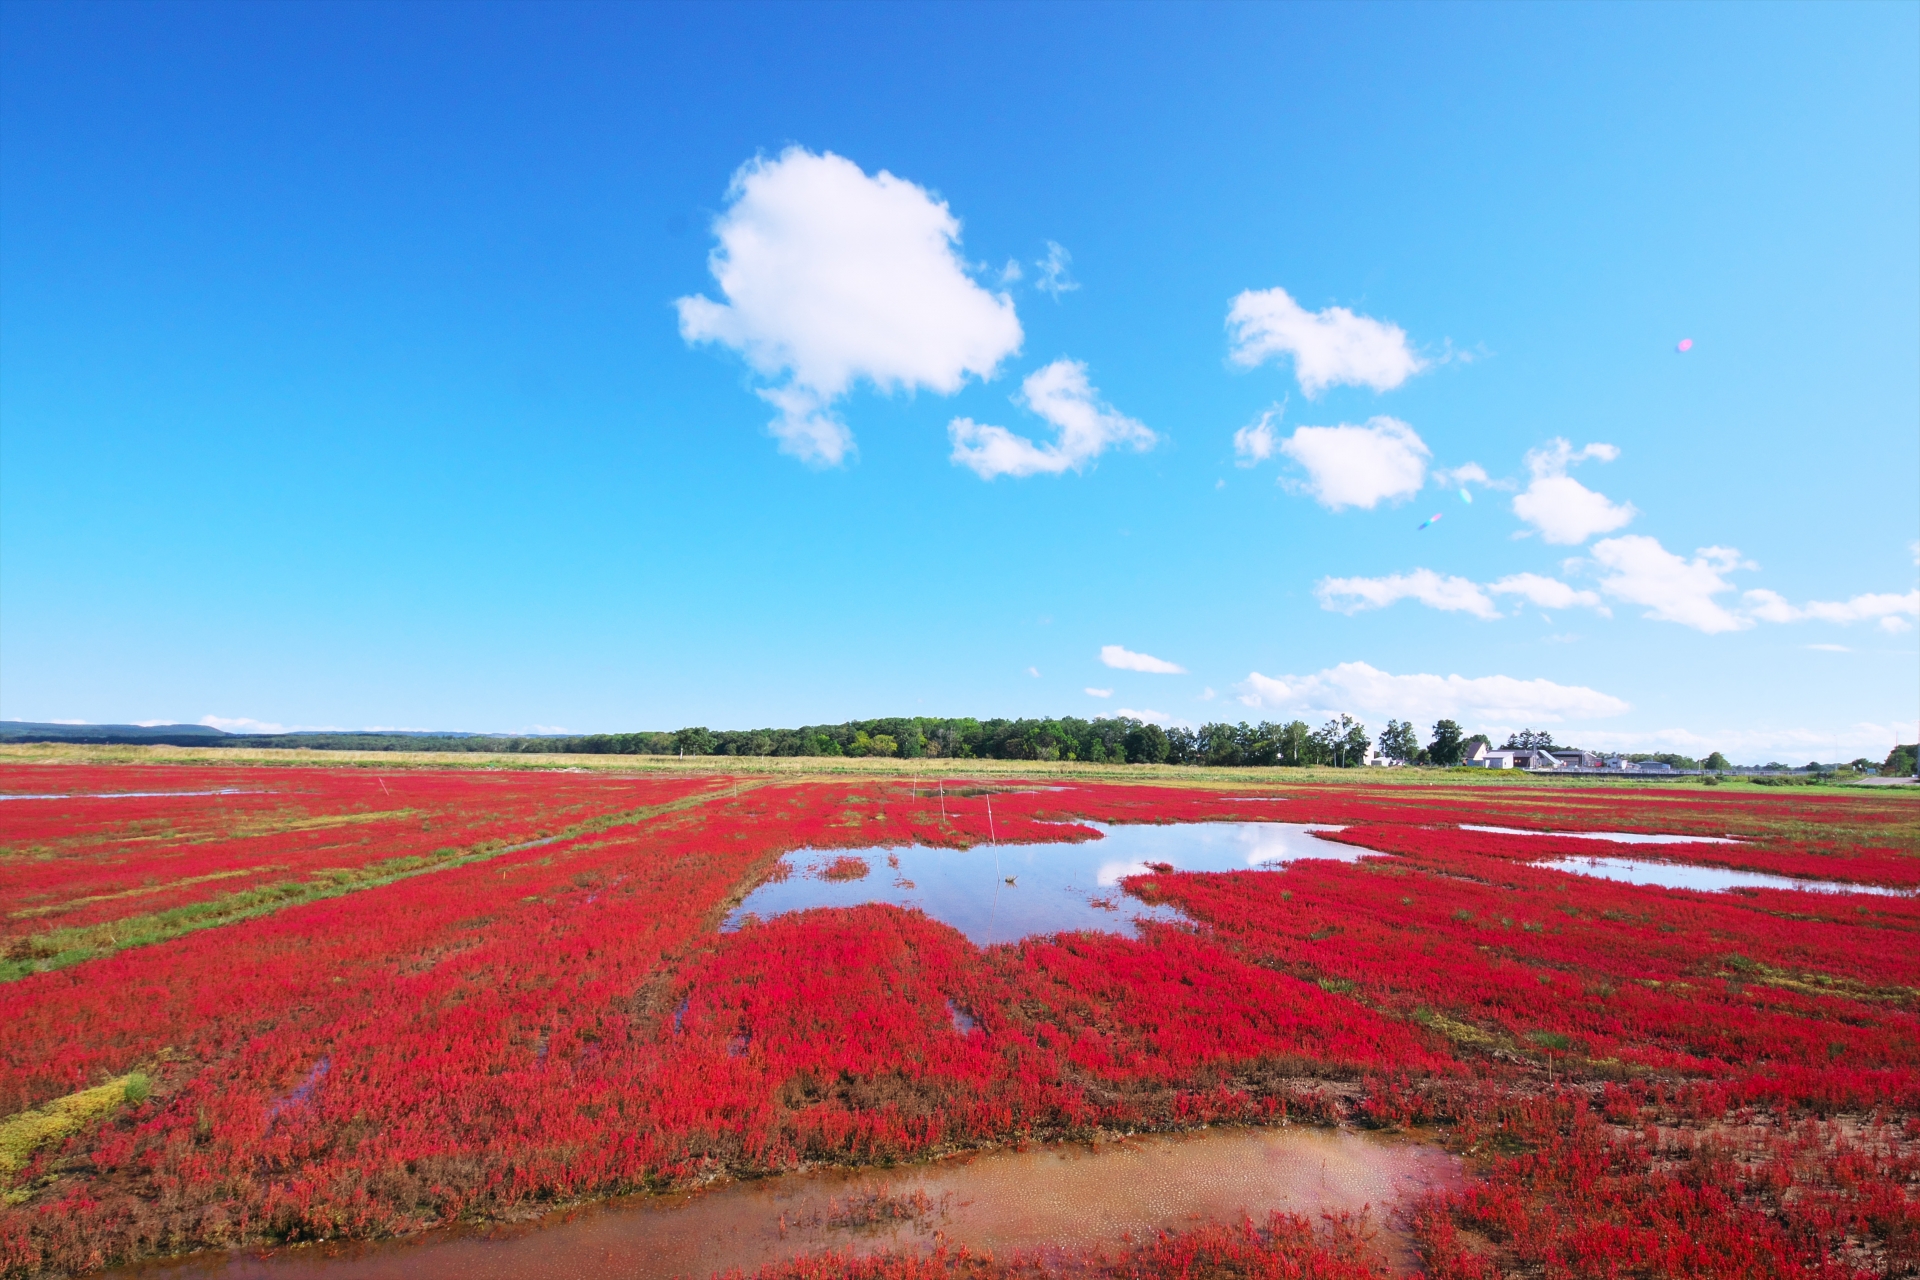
<box><xmin>120</xmin><ymin>1126</ymin><xmax>1462</xmax><ymax>1279</ymax></box>
<box><xmin>725</xmin><ymin>822</ymin><xmax>1354</xmax><ymax>946</ymax></box>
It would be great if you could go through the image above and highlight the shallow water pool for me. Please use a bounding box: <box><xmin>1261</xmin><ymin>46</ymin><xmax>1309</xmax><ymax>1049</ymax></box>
<box><xmin>1460</xmin><ymin>824</ymin><xmax>1742</xmax><ymax>845</ymax></box>
<box><xmin>724</xmin><ymin>821</ymin><xmax>1351</xmax><ymax>945</ymax></box>
<box><xmin>1536</xmin><ymin>854</ymin><xmax>1911</xmax><ymax>897</ymax></box>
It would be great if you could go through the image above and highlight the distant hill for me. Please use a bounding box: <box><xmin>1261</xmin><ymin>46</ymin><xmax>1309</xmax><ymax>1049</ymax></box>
<box><xmin>0</xmin><ymin>721</ymin><xmax>229</xmax><ymax>745</ymax></box>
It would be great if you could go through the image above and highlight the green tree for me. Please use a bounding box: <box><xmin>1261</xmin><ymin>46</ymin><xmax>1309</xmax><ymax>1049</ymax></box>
<box><xmin>1124</xmin><ymin>723</ymin><xmax>1169</xmax><ymax>764</ymax></box>
<box><xmin>1378</xmin><ymin>719</ymin><xmax>1420</xmax><ymax>764</ymax></box>
<box><xmin>1504</xmin><ymin>728</ymin><xmax>1555</xmax><ymax>750</ymax></box>
<box><xmin>1277</xmin><ymin>720</ymin><xmax>1312</xmax><ymax>767</ymax></box>
<box><xmin>1310</xmin><ymin>715</ymin><xmax>1368</xmax><ymax>767</ymax></box>
<box><xmin>1703</xmin><ymin>751</ymin><xmax>1731</xmax><ymax>772</ymax></box>
<box><xmin>1428</xmin><ymin>719</ymin><xmax>1466</xmax><ymax>766</ymax></box>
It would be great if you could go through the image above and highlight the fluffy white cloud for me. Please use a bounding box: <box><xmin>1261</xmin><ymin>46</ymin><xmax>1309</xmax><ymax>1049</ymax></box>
<box><xmin>1744</xmin><ymin>588</ymin><xmax>1919</xmax><ymax>633</ymax></box>
<box><xmin>677</xmin><ymin>148</ymin><xmax>1023</xmax><ymax>465</ymax></box>
<box><xmin>1085</xmin><ymin>687</ymin><xmax>1113</xmax><ymax>698</ymax></box>
<box><xmin>1116</xmin><ymin>708</ymin><xmax>1171</xmax><ymax>725</ymax></box>
<box><xmin>1488</xmin><ymin>573</ymin><xmax>1607</xmax><ymax>612</ymax></box>
<box><xmin>1589</xmin><ymin>536</ymin><xmax>1752</xmax><ymax>633</ymax></box>
<box><xmin>948</xmin><ymin>360</ymin><xmax>1155</xmax><ymax>479</ymax></box>
<box><xmin>1316</xmin><ymin>569</ymin><xmax>1500</xmax><ymax>619</ymax></box>
<box><xmin>1226</xmin><ymin>287</ymin><xmax>1425</xmax><ymax>396</ymax></box>
<box><xmin>1034</xmin><ymin>241</ymin><xmax>1078</xmax><ymax>298</ymax></box>
<box><xmin>1232</xmin><ymin>408</ymin><xmax>1281</xmax><ymax>467</ymax></box>
<box><xmin>1279</xmin><ymin>417</ymin><xmax>1429</xmax><ymax>510</ymax></box>
<box><xmin>1511</xmin><ymin>439</ymin><xmax>1636</xmax><ymax>544</ymax></box>
<box><xmin>1234</xmin><ymin>661</ymin><xmax>1629</xmax><ymax>725</ymax></box>
<box><xmin>1101</xmin><ymin>644</ymin><xmax>1185</xmax><ymax>674</ymax></box>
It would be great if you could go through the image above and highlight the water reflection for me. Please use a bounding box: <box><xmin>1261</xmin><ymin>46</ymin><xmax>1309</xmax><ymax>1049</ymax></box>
<box><xmin>1536</xmin><ymin>854</ymin><xmax>1912</xmax><ymax>897</ymax></box>
<box><xmin>1461</xmin><ymin>824</ymin><xmax>1742</xmax><ymax>845</ymax></box>
<box><xmin>115</xmin><ymin>1126</ymin><xmax>1461</xmax><ymax>1280</ymax></box>
<box><xmin>725</xmin><ymin>822</ymin><xmax>1350</xmax><ymax>946</ymax></box>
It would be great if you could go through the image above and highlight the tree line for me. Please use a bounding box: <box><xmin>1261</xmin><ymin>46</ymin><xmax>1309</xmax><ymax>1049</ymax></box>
<box><xmin>157</xmin><ymin>714</ymin><xmax>1486</xmax><ymax>767</ymax></box>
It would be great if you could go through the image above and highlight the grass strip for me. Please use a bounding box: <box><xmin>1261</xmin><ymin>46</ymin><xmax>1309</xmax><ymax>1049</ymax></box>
<box><xmin>10</xmin><ymin>865</ymin><xmax>284</xmax><ymax>920</ymax></box>
<box><xmin>0</xmin><ymin>781</ymin><xmax>765</xmax><ymax>982</ymax></box>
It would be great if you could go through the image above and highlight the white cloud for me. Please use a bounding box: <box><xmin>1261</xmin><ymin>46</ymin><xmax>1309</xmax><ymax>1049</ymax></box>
<box><xmin>1232</xmin><ymin>407</ymin><xmax>1282</xmax><ymax>467</ymax></box>
<box><xmin>948</xmin><ymin>359</ymin><xmax>1154</xmax><ymax>479</ymax></box>
<box><xmin>1571</xmin><ymin>721</ymin><xmax>1918</xmax><ymax>765</ymax></box>
<box><xmin>1101</xmin><ymin>644</ymin><xmax>1185</xmax><ymax>674</ymax></box>
<box><xmin>1589</xmin><ymin>536</ymin><xmax>1752</xmax><ymax>633</ymax></box>
<box><xmin>1805</xmin><ymin>644</ymin><xmax>1851</xmax><ymax>652</ymax></box>
<box><xmin>1279</xmin><ymin>417</ymin><xmax>1429</xmax><ymax>510</ymax></box>
<box><xmin>1316</xmin><ymin>569</ymin><xmax>1500</xmax><ymax>620</ymax></box>
<box><xmin>1226</xmin><ymin>286</ymin><xmax>1425</xmax><ymax>396</ymax></box>
<box><xmin>676</xmin><ymin>148</ymin><xmax>1023</xmax><ymax>466</ymax></box>
<box><xmin>1511</xmin><ymin>439</ymin><xmax>1636</xmax><ymax>544</ymax></box>
<box><xmin>1085</xmin><ymin>687</ymin><xmax>1113</xmax><ymax>698</ymax></box>
<box><xmin>1234</xmin><ymin>661</ymin><xmax>1629</xmax><ymax>726</ymax></box>
<box><xmin>1488</xmin><ymin>573</ymin><xmax>1607</xmax><ymax>612</ymax></box>
<box><xmin>1744</xmin><ymin>588</ymin><xmax>1919</xmax><ymax>631</ymax></box>
<box><xmin>1034</xmin><ymin>241</ymin><xmax>1078</xmax><ymax>298</ymax></box>
<box><xmin>201</xmin><ymin>715</ymin><xmax>287</xmax><ymax>733</ymax></box>
<box><xmin>1199</xmin><ymin>687</ymin><xmax>1217</xmax><ymax>701</ymax></box>
<box><xmin>1116</xmin><ymin>708</ymin><xmax>1171</xmax><ymax>725</ymax></box>
<box><xmin>1027</xmin><ymin>666</ymin><xmax>1041</xmax><ymax>677</ymax></box>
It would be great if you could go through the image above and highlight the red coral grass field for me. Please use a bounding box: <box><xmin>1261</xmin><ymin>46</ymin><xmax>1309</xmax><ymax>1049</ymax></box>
<box><xmin>0</xmin><ymin>761</ymin><xmax>1915</xmax><ymax>1277</ymax></box>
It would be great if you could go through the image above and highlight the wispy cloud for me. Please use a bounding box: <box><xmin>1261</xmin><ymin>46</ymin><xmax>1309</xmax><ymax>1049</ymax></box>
<box><xmin>1745</xmin><ymin>588</ymin><xmax>1918</xmax><ymax>633</ymax></box>
<box><xmin>1232</xmin><ymin>406</ymin><xmax>1282</xmax><ymax>467</ymax></box>
<box><xmin>1315</xmin><ymin>568</ymin><xmax>1603</xmax><ymax>620</ymax></box>
<box><xmin>1100</xmin><ymin>644</ymin><xmax>1185</xmax><ymax>674</ymax></box>
<box><xmin>1085</xmin><ymin>687</ymin><xmax>1113</xmax><ymax>698</ymax></box>
<box><xmin>1316</xmin><ymin>569</ymin><xmax>1501</xmax><ymax>620</ymax></box>
<box><xmin>1033</xmin><ymin>241</ymin><xmax>1079</xmax><ymax>298</ymax></box>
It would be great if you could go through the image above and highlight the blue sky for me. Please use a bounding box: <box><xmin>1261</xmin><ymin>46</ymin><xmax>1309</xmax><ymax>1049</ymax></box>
<box><xmin>2</xmin><ymin>1</ymin><xmax>1915</xmax><ymax>762</ymax></box>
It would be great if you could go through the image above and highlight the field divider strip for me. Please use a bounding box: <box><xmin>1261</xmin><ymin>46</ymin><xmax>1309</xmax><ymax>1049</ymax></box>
<box><xmin>0</xmin><ymin>779</ymin><xmax>770</xmax><ymax>982</ymax></box>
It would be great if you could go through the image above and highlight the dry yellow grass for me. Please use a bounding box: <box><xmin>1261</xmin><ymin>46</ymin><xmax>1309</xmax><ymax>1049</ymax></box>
<box><xmin>1</xmin><ymin>1074</ymin><xmax>146</xmax><ymax>1201</ymax></box>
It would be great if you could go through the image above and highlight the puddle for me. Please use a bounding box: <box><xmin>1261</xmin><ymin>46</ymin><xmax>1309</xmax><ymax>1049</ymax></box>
<box><xmin>1536</xmin><ymin>855</ymin><xmax>1912</xmax><ymax>897</ymax></box>
<box><xmin>726</xmin><ymin>822</ymin><xmax>1352</xmax><ymax>946</ymax></box>
<box><xmin>0</xmin><ymin>789</ymin><xmax>269</xmax><ymax>802</ymax></box>
<box><xmin>1461</xmin><ymin>824</ymin><xmax>1742</xmax><ymax>845</ymax></box>
<box><xmin>116</xmin><ymin>1126</ymin><xmax>1462</xmax><ymax>1280</ymax></box>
